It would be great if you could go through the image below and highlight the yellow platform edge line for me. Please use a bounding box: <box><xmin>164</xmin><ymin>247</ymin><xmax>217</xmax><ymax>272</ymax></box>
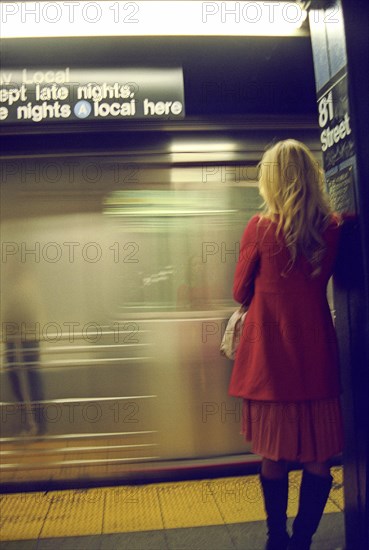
<box><xmin>0</xmin><ymin>467</ymin><xmax>344</xmax><ymax>541</ymax></box>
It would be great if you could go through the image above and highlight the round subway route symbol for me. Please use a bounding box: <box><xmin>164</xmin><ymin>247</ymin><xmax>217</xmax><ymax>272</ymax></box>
<box><xmin>74</xmin><ymin>100</ymin><xmax>92</xmax><ymax>118</ymax></box>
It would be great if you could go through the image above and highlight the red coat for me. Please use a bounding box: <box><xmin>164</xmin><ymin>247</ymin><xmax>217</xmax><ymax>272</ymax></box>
<box><xmin>228</xmin><ymin>215</ymin><xmax>342</xmax><ymax>401</ymax></box>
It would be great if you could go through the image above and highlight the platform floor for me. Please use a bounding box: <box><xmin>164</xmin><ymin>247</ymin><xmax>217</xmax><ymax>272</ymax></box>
<box><xmin>0</xmin><ymin>467</ymin><xmax>345</xmax><ymax>549</ymax></box>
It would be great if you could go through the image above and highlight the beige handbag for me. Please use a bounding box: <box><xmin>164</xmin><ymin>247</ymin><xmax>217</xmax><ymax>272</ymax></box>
<box><xmin>220</xmin><ymin>306</ymin><xmax>247</xmax><ymax>360</ymax></box>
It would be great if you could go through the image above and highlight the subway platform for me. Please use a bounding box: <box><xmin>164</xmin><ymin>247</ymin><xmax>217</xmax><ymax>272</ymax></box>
<box><xmin>0</xmin><ymin>466</ymin><xmax>344</xmax><ymax>550</ymax></box>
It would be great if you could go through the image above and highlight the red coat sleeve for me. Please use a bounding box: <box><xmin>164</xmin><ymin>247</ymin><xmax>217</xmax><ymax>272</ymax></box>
<box><xmin>233</xmin><ymin>215</ymin><xmax>260</xmax><ymax>305</ymax></box>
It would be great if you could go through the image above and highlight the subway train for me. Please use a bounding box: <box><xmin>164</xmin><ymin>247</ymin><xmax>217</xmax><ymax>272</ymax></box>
<box><xmin>0</xmin><ymin>117</ymin><xmax>328</xmax><ymax>489</ymax></box>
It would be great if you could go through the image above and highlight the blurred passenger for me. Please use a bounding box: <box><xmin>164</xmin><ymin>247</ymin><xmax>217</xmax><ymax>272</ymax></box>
<box><xmin>2</xmin><ymin>265</ymin><xmax>46</xmax><ymax>437</ymax></box>
<box><xmin>229</xmin><ymin>140</ymin><xmax>344</xmax><ymax>550</ymax></box>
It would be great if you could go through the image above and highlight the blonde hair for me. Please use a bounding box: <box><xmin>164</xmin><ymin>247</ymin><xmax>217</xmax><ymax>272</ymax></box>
<box><xmin>258</xmin><ymin>139</ymin><xmax>334</xmax><ymax>276</ymax></box>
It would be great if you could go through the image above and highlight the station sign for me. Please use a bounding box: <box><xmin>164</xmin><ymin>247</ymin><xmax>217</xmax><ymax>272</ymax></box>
<box><xmin>310</xmin><ymin>2</ymin><xmax>357</xmax><ymax>215</ymax></box>
<box><xmin>316</xmin><ymin>69</ymin><xmax>356</xmax><ymax>214</ymax></box>
<box><xmin>0</xmin><ymin>67</ymin><xmax>185</xmax><ymax>124</ymax></box>
<box><xmin>317</xmin><ymin>70</ymin><xmax>354</xmax><ymax>172</ymax></box>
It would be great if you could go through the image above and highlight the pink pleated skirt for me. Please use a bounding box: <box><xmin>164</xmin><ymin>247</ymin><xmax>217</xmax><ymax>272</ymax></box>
<box><xmin>242</xmin><ymin>397</ymin><xmax>344</xmax><ymax>463</ymax></box>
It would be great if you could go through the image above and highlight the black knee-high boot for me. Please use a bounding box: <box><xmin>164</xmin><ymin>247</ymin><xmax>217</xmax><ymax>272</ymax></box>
<box><xmin>260</xmin><ymin>474</ymin><xmax>290</xmax><ymax>550</ymax></box>
<box><xmin>288</xmin><ymin>470</ymin><xmax>333</xmax><ymax>550</ymax></box>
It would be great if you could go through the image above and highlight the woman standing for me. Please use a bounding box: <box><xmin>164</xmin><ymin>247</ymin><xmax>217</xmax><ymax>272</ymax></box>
<box><xmin>229</xmin><ymin>140</ymin><xmax>344</xmax><ymax>550</ymax></box>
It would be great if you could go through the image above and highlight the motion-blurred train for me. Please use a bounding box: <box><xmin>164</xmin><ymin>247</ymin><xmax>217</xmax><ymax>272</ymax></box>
<box><xmin>0</xmin><ymin>117</ymin><xmax>328</xmax><ymax>488</ymax></box>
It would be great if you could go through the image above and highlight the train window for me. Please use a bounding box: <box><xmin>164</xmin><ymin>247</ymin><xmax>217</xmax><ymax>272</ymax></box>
<box><xmin>103</xmin><ymin>182</ymin><xmax>261</xmax><ymax>315</ymax></box>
